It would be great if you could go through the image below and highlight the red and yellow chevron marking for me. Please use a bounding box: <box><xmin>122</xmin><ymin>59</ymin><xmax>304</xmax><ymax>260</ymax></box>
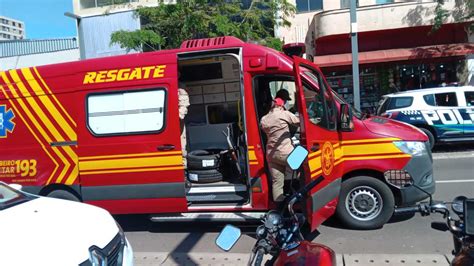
<box><xmin>79</xmin><ymin>151</ymin><xmax>183</xmax><ymax>175</ymax></box>
<box><xmin>0</xmin><ymin>68</ymin><xmax>78</xmax><ymax>185</ymax></box>
<box><xmin>308</xmin><ymin>138</ymin><xmax>410</xmax><ymax>179</ymax></box>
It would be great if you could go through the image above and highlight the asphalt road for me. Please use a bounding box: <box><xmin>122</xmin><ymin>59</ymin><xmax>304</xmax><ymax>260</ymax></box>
<box><xmin>121</xmin><ymin>146</ymin><xmax>474</xmax><ymax>256</ymax></box>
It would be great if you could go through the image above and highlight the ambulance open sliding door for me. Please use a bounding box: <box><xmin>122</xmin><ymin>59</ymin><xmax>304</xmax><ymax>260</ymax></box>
<box><xmin>293</xmin><ymin>56</ymin><xmax>342</xmax><ymax>231</ymax></box>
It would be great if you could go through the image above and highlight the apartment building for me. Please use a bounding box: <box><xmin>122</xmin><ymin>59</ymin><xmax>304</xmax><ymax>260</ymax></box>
<box><xmin>279</xmin><ymin>0</ymin><xmax>473</xmax><ymax>112</ymax></box>
<box><xmin>0</xmin><ymin>16</ymin><xmax>25</xmax><ymax>41</ymax></box>
<box><xmin>71</xmin><ymin>0</ymin><xmax>171</xmax><ymax>59</ymax></box>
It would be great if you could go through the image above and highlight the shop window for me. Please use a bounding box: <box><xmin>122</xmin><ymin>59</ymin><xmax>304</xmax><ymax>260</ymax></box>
<box><xmin>434</xmin><ymin>92</ymin><xmax>458</xmax><ymax>107</ymax></box>
<box><xmin>388</xmin><ymin>97</ymin><xmax>413</xmax><ymax>110</ymax></box>
<box><xmin>296</xmin><ymin>0</ymin><xmax>323</xmax><ymax>13</ymax></box>
<box><xmin>87</xmin><ymin>89</ymin><xmax>166</xmax><ymax>136</ymax></box>
<box><xmin>464</xmin><ymin>91</ymin><xmax>474</xmax><ymax>107</ymax></box>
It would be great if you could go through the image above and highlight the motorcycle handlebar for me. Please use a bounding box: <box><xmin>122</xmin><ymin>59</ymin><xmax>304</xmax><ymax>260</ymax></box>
<box><xmin>394</xmin><ymin>205</ymin><xmax>421</xmax><ymax>215</ymax></box>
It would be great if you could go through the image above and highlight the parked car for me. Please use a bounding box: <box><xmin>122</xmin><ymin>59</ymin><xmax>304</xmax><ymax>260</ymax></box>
<box><xmin>376</xmin><ymin>86</ymin><xmax>474</xmax><ymax>149</ymax></box>
<box><xmin>0</xmin><ymin>182</ymin><xmax>133</xmax><ymax>266</ymax></box>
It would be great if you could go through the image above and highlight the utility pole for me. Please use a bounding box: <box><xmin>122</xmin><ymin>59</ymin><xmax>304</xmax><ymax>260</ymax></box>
<box><xmin>350</xmin><ymin>0</ymin><xmax>360</xmax><ymax>111</ymax></box>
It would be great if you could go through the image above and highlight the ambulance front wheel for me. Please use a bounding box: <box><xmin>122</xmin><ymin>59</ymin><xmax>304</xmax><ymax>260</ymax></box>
<box><xmin>419</xmin><ymin>128</ymin><xmax>435</xmax><ymax>150</ymax></box>
<box><xmin>336</xmin><ymin>176</ymin><xmax>394</xmax><ymax>230</ymax></box>
<box><xmin>47</xmin><ymin>189</ymin><xmax>81</xmax><ymax>202</ymax></box>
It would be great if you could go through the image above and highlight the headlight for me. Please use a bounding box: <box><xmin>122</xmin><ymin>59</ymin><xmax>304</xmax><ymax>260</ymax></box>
<box><xmin>394</xmin><ymin>141</ymin><xmax>427</xmax><ymax>157</ymax></box>
<box><xmin>88</xmin><ymin>247</ymin><xmax>106</xmax><ymax>266</ymax></box>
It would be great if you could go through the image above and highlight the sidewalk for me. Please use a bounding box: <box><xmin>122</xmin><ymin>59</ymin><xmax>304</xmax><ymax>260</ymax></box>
<box><xmin>134</xmin><ymin>252</ymin><xmax>451</xmax><ymax>265</ymax></box>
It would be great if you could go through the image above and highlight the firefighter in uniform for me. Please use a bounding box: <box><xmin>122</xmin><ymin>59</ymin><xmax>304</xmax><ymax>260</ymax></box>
<box><xmin>261</xmin><ymin>89</ymin><xmax>300</xmax><ymax>202</ymax></box>
<box><xmin>178</xmin><ymin>82</ymin><xmax>190</xmax><ymax>168</ymax></box>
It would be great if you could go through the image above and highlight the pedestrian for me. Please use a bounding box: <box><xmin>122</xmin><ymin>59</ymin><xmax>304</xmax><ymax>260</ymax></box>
<box><xmin>260</xmin><ymin>89</ymin><xmax>300</xmax><ymax>202</ymax></box>
<box><xmin>178</xmin><ymin>82</ymin><xmax>190</xmax><ymax>168</ymax></box>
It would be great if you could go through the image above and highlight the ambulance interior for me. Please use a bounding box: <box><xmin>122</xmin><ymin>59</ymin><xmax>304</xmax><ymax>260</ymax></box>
<box><xmin>178</xmin><ymin>53</ymin><xmax>250</xmax><ymax>205</ymax></box>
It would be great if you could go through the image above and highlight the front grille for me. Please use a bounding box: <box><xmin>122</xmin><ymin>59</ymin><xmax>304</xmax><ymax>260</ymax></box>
<box><xmin>384</xmin><ymin>170</ymin><xmax>412</xmax><ymax>188</ymax></box>
<box><xmin>106</xmin><ymin>234</ymin><xmax>123</xmax><ymax>266</ymax></box>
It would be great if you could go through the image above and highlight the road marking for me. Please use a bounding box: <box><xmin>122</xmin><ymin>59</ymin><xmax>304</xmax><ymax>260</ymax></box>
<box><xmin>436</xmin><ymin>179</ymin><xmax>474</xmax><ymax>184</ymax></box>
<box><xmin>432</xmin><ymin>152</ymin><xmax>474</xmax><ymax>160</ymax></box>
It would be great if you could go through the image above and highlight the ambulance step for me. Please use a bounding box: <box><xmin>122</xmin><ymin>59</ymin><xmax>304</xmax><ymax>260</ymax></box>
<box><xmin>186</xmin><ymin>192</ymin><xmax>247</xmax><ymax>203</ymax></box>
<box><xmin>150</xmin><ymin>212</ymin><xmax>265</xmax><ymax>222</ymax></box>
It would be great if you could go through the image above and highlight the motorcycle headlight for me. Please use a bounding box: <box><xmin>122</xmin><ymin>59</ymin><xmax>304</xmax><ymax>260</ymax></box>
<box><xmin>394</xmin><ymin>141</ymin><xmax>427</xmax><ymax>157</ymax></box>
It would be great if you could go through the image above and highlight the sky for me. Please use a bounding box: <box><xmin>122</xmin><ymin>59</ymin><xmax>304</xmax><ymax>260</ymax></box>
<box><xmin>0</xmin><ymin>0</ymin><xmax>77</xmax><ymax>39</ymax></box>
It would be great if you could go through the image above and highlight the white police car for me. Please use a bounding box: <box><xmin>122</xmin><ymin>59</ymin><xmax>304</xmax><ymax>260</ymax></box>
<box><xmin>376</xmin><ymin>86</ymin><xmax>474</xmax><ymax>149</ymax></box>
<box><xmin>0</xmin><ymin>182</ymin><xmax>133</xmax><ymax>266</ymax></box>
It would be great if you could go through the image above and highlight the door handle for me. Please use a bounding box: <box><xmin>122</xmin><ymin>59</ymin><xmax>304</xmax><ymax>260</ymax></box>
<box><xmin>311</xmin><ymin>143</ymin><xmax>320</xmax><ymax>152</ymax></box>
<box><xmin>157</xmin><ymin>144</ymin><xmax>176</xmax><ymax>151</ymax></box>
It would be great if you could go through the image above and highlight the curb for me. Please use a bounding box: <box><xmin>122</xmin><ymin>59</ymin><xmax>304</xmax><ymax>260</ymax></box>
<box><xmin>134</xmin><ymin>252</ymin><xmax>450</xmax><ymax>265</ymax></box>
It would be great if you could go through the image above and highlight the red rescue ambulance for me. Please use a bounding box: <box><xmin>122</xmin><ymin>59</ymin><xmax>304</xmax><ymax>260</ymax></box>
<box><xmin>0</xmin><ymin>37</ymin><xmax>434</xmax><ymax>230</ymax></box>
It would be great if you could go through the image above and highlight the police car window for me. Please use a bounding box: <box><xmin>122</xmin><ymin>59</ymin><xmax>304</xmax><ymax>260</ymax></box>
<box><xmin>434</xmin><ymin>92</ymin><xmax>458</xmax><ymax>107</ymax></box>
<box><xmin>423</xmin><ymin>94</ymin><xmax>436</xmax><ymax>106</ymax></box>
<box><xmin>387</xmin><ymin>97</ymin><xmax>413</xmax><ymax>110</ymax></box>
<box><xmin>464</xmin><ymin>91</ymin><xmax>474</xmax><ymax>106</ymax></box>
<box><xmin>87</xmin><ymin>89</ymin><xmax>166</xmax><ymax>136</ymax></box>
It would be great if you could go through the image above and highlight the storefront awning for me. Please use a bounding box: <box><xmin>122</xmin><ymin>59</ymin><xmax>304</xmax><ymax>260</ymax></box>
<box><xmin>314</xmin><ymin>43</ymin><xmax>474</xmax><ymax>68</ymax></box>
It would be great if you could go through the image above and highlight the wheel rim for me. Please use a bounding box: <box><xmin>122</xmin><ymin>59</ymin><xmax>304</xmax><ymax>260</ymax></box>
<box><xmin>345</xmin><ymin>186</ymin><xmax>383</xmax><ymax>221</ymax></box>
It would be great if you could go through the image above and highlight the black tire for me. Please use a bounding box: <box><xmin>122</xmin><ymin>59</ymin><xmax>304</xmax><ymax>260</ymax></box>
<box><xmin>336</xmin><ymin>176</ymin><xmax>394</xmax><ymax>230</ymax></box>
<box><xmin>46</xmin><ymin>189</ymin><xmax>80</xmax><ymax>202</ymax></box>
<box><xmin>187</xmin><ymin>169</ymin><xmax>223</xmax><ymax>183</ymax></box>
<box><xmin>419</xmin><ymin>127</ymin><xmax>435</xmax><ymax>150</ymax></box>
<box><xmin>187</xmin><ymin>150</ymin><xmax>221</xmax><ymax>170</ymax></box>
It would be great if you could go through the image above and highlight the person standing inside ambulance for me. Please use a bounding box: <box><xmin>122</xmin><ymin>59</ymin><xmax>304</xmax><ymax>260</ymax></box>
<box><xmin>261</xmin><ymin>90</ymin><xmax>300</xmax><ymax>202</ymax></box>
<box><xmin>178</xmin><ymin>82</ymin><xmax>190</xmax><ymax>168</ymax></box>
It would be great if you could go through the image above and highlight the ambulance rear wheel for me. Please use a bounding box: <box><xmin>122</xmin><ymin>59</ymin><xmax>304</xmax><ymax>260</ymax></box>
<box><xmin>47</xmin><ymin>190</ymin><xmax>80</xmax><ymax>202</ymax></box>
<box><xmin>336</xmin><ymin>176</ymin><xmax>394</xmax><ymax>230</ymax></box>
<box><xmin>419</xmin><ymin>128</ymin><xmax>435</xmax><ymax>150</ymax></box>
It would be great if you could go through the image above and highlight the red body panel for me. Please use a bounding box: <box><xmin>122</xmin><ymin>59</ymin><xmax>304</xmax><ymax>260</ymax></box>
<box><xmin>0</xmin><ymin>36</ymin><xmax>424</xmax><ymax>227</ymax></box>
<box><xmin>275</xmin><ymin>242</ymin><xmax>336</xmax><ymax>266</ymax></box>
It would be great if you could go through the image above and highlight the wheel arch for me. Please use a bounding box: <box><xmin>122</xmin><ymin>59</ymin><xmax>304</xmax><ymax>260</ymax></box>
<box><xmin>342</xmin><ymin>169</ymin><xmax>402</xmax><ymax>206</ymax></box>
<box><xmin>39</xmin><ymin>184</ymin><xmax>82</xmax><ymax>201</ymax></box>
<box><xmin>413</xmin><ymin>123</ymin><xmax>437</xmax><ymax>139</ymax></box>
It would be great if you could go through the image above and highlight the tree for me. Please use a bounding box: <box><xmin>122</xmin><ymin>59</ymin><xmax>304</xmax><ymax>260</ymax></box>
<box><xmin>432</xmin><ymin>0</ymin><xmax>473</xmax><ymax>32</ymax></box>
<box><xmin>111</xmin><ymin>0</ymin><xmax>296</xmax><ymax>51</ymax></box>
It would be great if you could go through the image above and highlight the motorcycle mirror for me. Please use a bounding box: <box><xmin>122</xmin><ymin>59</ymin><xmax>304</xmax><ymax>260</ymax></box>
<box><xmin>464</xmin><ymin>198</ymin><xmax>474</xmax><ymax>236</ymax></box>
<box><xmin>215</xmin><ymin>225</ymin><xmax>241</xmax><ymax>252</ymax></box>
<box><xmin>287</xmin><ymin>145</ymin><xmax>309</xmax><ymax>170</ymax></box>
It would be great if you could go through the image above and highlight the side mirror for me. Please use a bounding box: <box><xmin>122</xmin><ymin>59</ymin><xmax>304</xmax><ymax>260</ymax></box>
<box><xmin>339</xmin><ymin>104</ymin><xmax>353</xmax><ymax>132</ymax></box>
<box><xmin>464</xmin><ymin>199</ymin><xmax>474</xmax><ymax>236</ymax></box>
<box><xmin>215</xmin><ymin>225</ymin><xmax>241</xmax><ymax>251</ymax></box>
<box><xmin>287</xmin><ymin>145</ymin><xmax>309</xmax><ymax>170</ymax></box>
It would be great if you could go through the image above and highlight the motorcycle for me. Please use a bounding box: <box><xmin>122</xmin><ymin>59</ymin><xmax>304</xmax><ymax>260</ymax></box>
<box><xmin>389</xmin><ymin>177</ymin><xmax>474</xmax><ymax>266</ymax></box>
<box><xmin>215</xmin><ymin>146</ymin><xmax>336</xmax><ymax>266</ymax></box>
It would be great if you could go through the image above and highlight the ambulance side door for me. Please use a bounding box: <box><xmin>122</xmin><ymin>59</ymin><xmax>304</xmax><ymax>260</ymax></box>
<box><xmin>293</xmin><ymin>57</ymin><xmax>342</xmax><ymax>231</ymax></box>
<box><xmin>78</xmin><ymin>60</ymin><xmax>187</xmax><ymax>214</ymax></box>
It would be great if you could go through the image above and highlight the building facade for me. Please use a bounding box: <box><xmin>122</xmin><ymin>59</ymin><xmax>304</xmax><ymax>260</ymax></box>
<box><xmin>71</xmin><ymin>0</ymin><xmax>173</xmax><ymax>59</ymax></box>
<box><xmin>0</xmin><ymin>16</ymin><xmax>25</xmax><ymax>41</ymax></box>
<box><xmin>0</xmin><ymin>38</ymin><xmax>80</xmax><ymax>70</ymax></box>
<box><xmin>279</xmin><ymin>0</ymin><xmax>473</xmax><ymax>113</ymax></box>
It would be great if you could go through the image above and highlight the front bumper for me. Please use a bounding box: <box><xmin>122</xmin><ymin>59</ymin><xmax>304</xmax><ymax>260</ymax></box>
<box><xmin>390</xmin><ymin>147</ymin><xmax>435</xmax><ymax>205</ymax></box>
